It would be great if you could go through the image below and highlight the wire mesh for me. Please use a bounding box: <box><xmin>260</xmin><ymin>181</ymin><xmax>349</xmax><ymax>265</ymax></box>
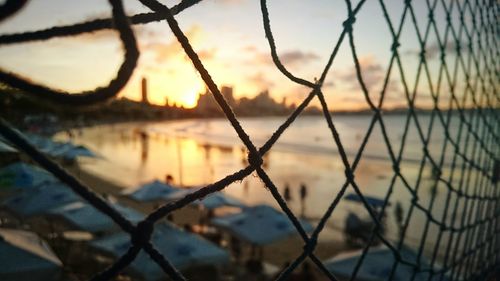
<box><xmin>0</xmin><ymin>0</ymin><xmax>498</xmax><ymax>280</ymax></box>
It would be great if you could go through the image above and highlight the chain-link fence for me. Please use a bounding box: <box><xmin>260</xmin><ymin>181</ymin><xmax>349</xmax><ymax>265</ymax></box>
<box><xmin>0</xmin><ymin>0</ymin><xmax>498</xmax><ymax>280</ymax></box>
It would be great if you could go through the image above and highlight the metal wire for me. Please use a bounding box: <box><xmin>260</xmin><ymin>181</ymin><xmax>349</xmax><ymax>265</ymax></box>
<box><xmin>0</xmin><ymin>0</ymin><xmax>498</xmax><ymax>280</ymax></box>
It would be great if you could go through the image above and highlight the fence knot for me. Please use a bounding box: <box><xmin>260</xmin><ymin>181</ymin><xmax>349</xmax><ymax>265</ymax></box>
<box><xmin>131</xmin><ymin>220</ymin><xmax>154</xmax><ymax>247</ymax></box>
<box><xmin>390</xmin><ymin>41</ymin><xmax>400</xmax><ymax>52</ymax></box>
<box><xmin>344</xmin><ymin>169</ymin><xmax>355</xmax><ymax>182</ymax></box>
<box><xmin>411</xmin><ymin>197</ymin><xmax>419</xmax><ymax>205</ymax></box>
<box><xmin>342</xmin><ymin>15</ymin><xmax>356</xmax><ymax>31</ymax></box>
<box><xmin>247</xmin><ymin>151</ymin><xmax>263</xmax><ymax>168</ymax></box>
<box><xmin>392</xmin><ymin>164</ymin><xmax>400</xmax><ymax>174</ymax></box>
<box><xmin>404</xmin><ymin>0</ymin><xmax>412</xmax><ymax>6</ymax></box>
<box><xmin>419</xmin><ymin>49</ymin><xmax>426</xmax><ymax>61</ymax></box>
<box><xmin>422</xmin><ymin>146</ymin><xmax>429</xmax><ymax>156</ymax></box>
<box><xmin>428</xmin><ymin>11</ymin><xmax>434</xmax><ymax>22</ymax></box>
<box><xmin>445</xmin><ymin>15</ymin><xmax>451</xmax><ymax>24</ymax></box>
<box><xmin>303</xmin><ymin>238</ymin><xmax>317</xmax><ymax>254</ymax></box>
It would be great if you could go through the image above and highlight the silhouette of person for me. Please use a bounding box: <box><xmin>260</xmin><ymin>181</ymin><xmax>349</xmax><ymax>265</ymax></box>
<box><xmin>300</xmin><ymin>262</ymin><xmax>315</xmax><ymax>281</ymax></box>
<box><xmin>165</xmin><ymin>174</ymin><xmax>174</xmax><ymax>185</ymax></box>
<box><xmin>300</xmin><ymin>183</ymin><xmax>308</xmax><ymax>217</ymax></box>
<box><xmin>283</xmin><ymin>183</ymin><xmax>292</xmax><ymax>202</ymax></box>
<box><xmin>139</xmin><ymin>130</ymin><xmax>149</xmax><ymax>163</ymax></box>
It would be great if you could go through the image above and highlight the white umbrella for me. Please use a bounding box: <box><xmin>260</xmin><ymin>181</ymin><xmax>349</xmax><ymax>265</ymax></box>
<box><xmin>0</xmin><ymin>228</ymin><xmax>62</xmax><ymax>281</ymax></box>
<box><xmin>91</xmin><ymin>223</ymin><xmax>230</xmax><ymax>281</ymax></box>
<box><xmin>211</xmin><ymin>204</ymin><xmax>313</xmax><ymax>246</ymax></box>
<box><xmin>0</xmin><ymin>140</ymin><xmax>17</xmax><ymax>153</ymax></box>
<box><xmin>49</xmin><ymin>143</ymin><xmax>97</xmax><ymax>160</ymax></box>
<box><xmin>193</xmin><ymin>192</ymin><xmax>246</xmax><ymax>210</ymax></box>
<box><xmin>0</xmin><ymin>162</ymin><xmax>58</xmax><ymax>192</ymax></box>
<box><xmin>25</xmin><ymin>134</ymin><xmax>97</xmax><ymax>160</ymax></box>
<box><xmin>2</xmin><ymin>182</ymin><xmax>80</xmax><ymax>217</ymax></box>
<box><xmin>122</xmin><ymin>180</ymin><xmax>184</xmax><ymax>202</ymax></box>
<box><xmin>47</xmin><ymin>201</ymin><xmax>144</xmax><ymax>233</ymax></box>
<box><xmin>324</xmin><ymin>245</ymin><xmax>449</xmax><ymax>281</ymax></box>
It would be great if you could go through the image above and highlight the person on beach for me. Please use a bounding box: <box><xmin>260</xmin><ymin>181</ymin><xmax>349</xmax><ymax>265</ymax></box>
<box><xmin>165</xmin><ymin>174</ymin><xmax>174</xmax><ymax>185</ymax></box>
<box><xmin>299</xmin><ymin>183</ymin><xmax>308</xmax><ymax>217</ymax></box>
<box><xmin>283</xmin><ymin>183</ymin><xmax>292</xmax><ymax>202</ymax></box>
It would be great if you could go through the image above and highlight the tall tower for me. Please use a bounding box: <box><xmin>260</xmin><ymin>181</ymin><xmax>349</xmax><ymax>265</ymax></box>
<box><xmin>221</xmin><ymin>86</ymin><xmax>234</xmax><ymax>106</ymax></box>
<box><xmin>141</xmin><ymin>77</ymin><xmax>149</xmax><ymax>104</ymax></box>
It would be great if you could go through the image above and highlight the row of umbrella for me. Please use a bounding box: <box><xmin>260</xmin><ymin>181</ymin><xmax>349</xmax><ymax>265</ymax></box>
<box><xmin>324</xmin><ymin>245</ymin><xmax>450</xmax><ymax>281</ymax></box>
<box><xmin>91</xmin><ymin>223</ymin><xmax>230</xmax><ymax>278</ymax></box>
<box><xmin>0</xmin><ymin>132</ymin><xmax>97</xmax><ymax>162</ymax></box>
<box><xmin>0</xmin><ymin>165</ymin><xmax>232</xmax><ymax>281</ymax></box>
<box><xmin>122</xmin><ymin>179</ymin><xmax>247</xmax><ymax>210</ymax></box>
<box><xmin>24</xmin><ymin>134</ymin><xmax>97</xmax><ymax>161</ymax></box>
<box><xmin>0</xmin><ymin>161</ymin><xmax>450</xmax><ymax>281</ymax></box>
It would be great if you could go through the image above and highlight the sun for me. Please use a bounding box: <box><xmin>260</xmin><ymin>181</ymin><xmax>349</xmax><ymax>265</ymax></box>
<box><xmin>180</xmin><ymin>87</ymin><xmax>200</xmax><ymax>109</ymax></box>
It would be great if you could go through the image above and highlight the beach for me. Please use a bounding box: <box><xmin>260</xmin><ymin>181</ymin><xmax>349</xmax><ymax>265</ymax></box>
<box><xmin>1</xmin><ymin>112</ymin><xmax>491</xmax><ymax>280</ymax></box>
<box><xmin>54</xmin><ymin>113</ymin><xmax>478</xmax><ymax>264</ymax></box>
<box><xmin>61</xmin><ymin>159</ymin><xmax>347</xmax><ymax>280</ymax></box>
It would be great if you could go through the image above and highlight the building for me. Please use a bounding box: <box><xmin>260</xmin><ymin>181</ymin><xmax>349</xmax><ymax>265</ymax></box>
<box><xmin>196</xmin><ymin>86</ymin><xmax>236</xmax><ymax>116</ymax></box>
<box><xmin>141</xmin><ymin>77</ymin><xmax>149</xmax><ymax>104</ymax></box>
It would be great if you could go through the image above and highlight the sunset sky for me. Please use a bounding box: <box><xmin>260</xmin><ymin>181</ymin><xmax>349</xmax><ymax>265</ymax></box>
<box><xmin>0</xmin><ymin>0</ymin><xmax>469</xmax><ymax>110</ymax></box>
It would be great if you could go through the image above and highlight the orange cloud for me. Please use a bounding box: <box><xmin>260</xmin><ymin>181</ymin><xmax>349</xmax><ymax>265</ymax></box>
<box><xmin>142</xmin><ymin>25</ymin><xmax>207</xmax><ymax>63</ymax></box>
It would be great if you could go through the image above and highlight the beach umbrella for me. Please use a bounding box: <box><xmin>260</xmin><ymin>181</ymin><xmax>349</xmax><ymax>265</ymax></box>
<box><xmin>345</xmin><ymin>193</ymin><xmax>390</xmax><ymax>208</ymax></box>
<box><xmin>2</xmin><ymin>182</ymin><xmax>80</xmax><ymax>217</ymax></box>
<box><xmin>24</xmin><ymin>134</ymin><xmax>97</xmax><ymax>160</ymax></box>
<box><xmin>324</xmin><ymin>245</ymin><xmax>449</xmax><ymax>281</ymax></box>
<box><xmin>0</xmin><ymin>140</ymin><xmax>17</xmax><ymax>153</ymax></box>
<box><xmin>49</xmin><ymin>143</ymin><xmax>97</xmax><ymax>160</ymax></box>
<box><xmin>0</xmin><ymin>162</ymin><xmax>58</xmax><ymax>192</ymax></box>
<box><xmin>211</xmin><ymin>205</ymin><xmax>313</xmax><ymax>246</ymax></box>
<box><xmin>23</xmin><ymin>133</ymin><xmax>58</xmax><ymax>154</ymax></box>
<box><xmin>0</xmin><ymin>228</ymin><xmax>63</xmax><ymax>281</ymax></box>
<box><xmin>0</xmin><ymin>140</ymin><xmax>19</xmax><ymax>167</ymax></box>
<box><xmin>193</xmin><ymin>192</ymin><xmax>246</xmax><ymax>210</ymax></box>
<box><xmin>91</xmin><ymin>223</ymin><xmax>230</xmax><ymax>281</ymax></box>
<box><xmin>47</xmin><ymin>201</ymin><xmax>144</xmax><ymax>234</ymax></box>
<box><xmin>122</xmin><ymin>180</ymin><xmax>183</xmax><ymax>202</ymax></box>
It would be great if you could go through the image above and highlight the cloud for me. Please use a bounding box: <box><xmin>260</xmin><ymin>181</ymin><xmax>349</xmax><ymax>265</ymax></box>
<box><xmin>248</xmin><ymin>71</ymin><xmax>275</xmax><ymax>90</ymax></box>
<box><xmin>403</xmin><ymin>41</ymin><xmax>467</xmax><ymax>60</ymax></box>
<box><xmin>219</xmin><ymin>0</ymin><xmax>246</xmax><ymax>4</ymax></box>
<box><xmin>141</xmin><ymin>25</ymin><xmax>208</xmax><ymax>63</ymax></box>
<box><xmin>252</xmin><ymin>49</ymin><xmax>320</xmax><ymax>67</ymax></box>
<box><xmin>279</xmin><ymin>51</ymin><xmax>320</xmax><ymax>65</ymax></box>
<box><xmin>323</xmin><ymin>81</ymin><xmax>335</xmax><ymax>88</ymax></box>
<box><xmin>339</xmin><ymin>55</ymin><xmax>385</xmax><ymax>91</ymax></box>
<box><xmin>242</xmin><ymin>45</ymin><xmax>258</xmax><ymax>53</ymax></box>
<box><xmin>196</xmin><ymin>48</ymin><xmax>217</xmax><ymax>60</ymax></box>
